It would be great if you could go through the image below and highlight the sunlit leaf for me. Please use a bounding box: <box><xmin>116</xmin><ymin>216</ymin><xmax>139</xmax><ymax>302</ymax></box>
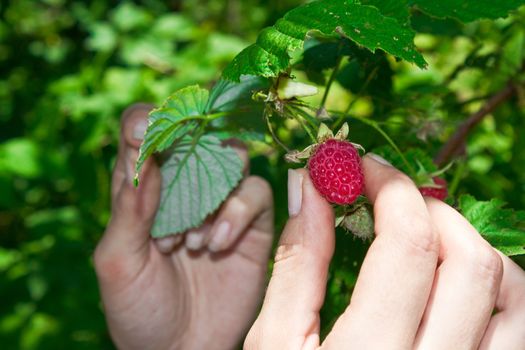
<box><xmin>223</xmin><ymin>0</ymin><xmax>426</xmax><ymax>81</ymax></box>
<box><xmin>135</xmin><ymin>85</ymin><xmax>208</xmax><ymax>178</ymax></box>
<box><xmin>409</xmin><ymin>0</ymin><xmax>524</xmax><ymax>22</ymax></box>
<box><xmin>459</xmin><ymin>195</ymin><xmax>525</xmax><ymax>256</ymax></box>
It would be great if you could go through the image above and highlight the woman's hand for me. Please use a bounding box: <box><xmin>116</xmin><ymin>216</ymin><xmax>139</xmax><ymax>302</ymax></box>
<box><xmin>245</xmin><ymin>155</ymin><xmax>525</xmax><ymax>350</ymax></box>
<box><xmin>94</xmin><ymin>105</ymin><xmax>274</xmax><ymax>350</ymax></box>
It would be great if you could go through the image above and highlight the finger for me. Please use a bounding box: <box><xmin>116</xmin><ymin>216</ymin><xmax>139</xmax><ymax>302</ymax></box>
<box><xmin>94</xmin><ymin>105</ymin><xmax>160</xmax><ymax>286</ymax></box>
<box><xmin>184</xmin><ymin>221</ymin><xmax>213</xmax><ymax>251</ymax></box>
<box><xmin>412</xmin><ymin>198</ymin><xmax>503</xmax><ymax>349</ymax></box>
<box><xmin>244</xmin><ymin>169</ymin><xmax>334</xmax><ymax>350</ymax></box>
<box><xmin>205</xmin><ymin>176</ymin><xmax>273</xmax><ymax>252</ymax></box>
<box><xmin>223</xmin><ymin>139</ymin><xmax>250</xmax><ymax>175</ymax></box>
<box><xmin>182</xmin><ymin>140</ymin><xmax>250</xmax><ymax>252</ymax></box>
<box><xmin>322</xmin><ymin>154</ymin><xmax>439</xmax><ymax>349</ymax></box>
<box><xmin>155</xmin><ymin>234</ymin><xmax>184</xmax><ymax>254</ymax></box>
<box><xmin>479</xmin><ymin>252</ymin><xmax>525</xmax><ymax>350</ymax></box>
<box><xmin>111</xmin><ymin>103</ymin><xmax>153</xmax><ymax>200</ymax></box>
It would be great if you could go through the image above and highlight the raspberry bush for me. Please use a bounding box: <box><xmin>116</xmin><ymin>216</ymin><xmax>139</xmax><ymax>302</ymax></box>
<box><xmin>132</xmin><ymin>0</ymin><xmax>525</xmax><ymax>340</ymax></box>
<box><xmin>136</xmin><ymin>0</ymin><xmax>525</xmax><ymax>253</ymax></box>
<box><xmin>3</xmin><ymin>0</ymin><xmax>525</xmax><ymax>347</ymax></box>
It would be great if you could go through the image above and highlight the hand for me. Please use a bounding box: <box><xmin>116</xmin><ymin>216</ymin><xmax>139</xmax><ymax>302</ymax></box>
<box><xmin>94</xmin><ymin>105</ymin><xmax>274</xmax><ymax>350</ymax></box>
<box><xmin>245</xmin><ymin>155</ymin><xmax>525</xmax><ymax>349</ymax></box>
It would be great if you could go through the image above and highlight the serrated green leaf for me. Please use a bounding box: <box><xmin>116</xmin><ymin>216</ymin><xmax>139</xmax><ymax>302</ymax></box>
<box><xmin>135</xmin><ymin>85</ymin><xmax>208</xmax><ymax>177</ymax></box>
<box><xmin>152</xmin><ymin>136</ymin><xmax>243</xmax><ymax>237</ymax></box>
<box><xmin>409</xmin><ymin>0</ymin><xmax>524</xmax><ymax>22</ymax></box>
<box><xmin>223</xmin><ymin>0</ymin><xmax>426</xmax><ymax>81</ymax></box>
<box><xmin>361</xmin><ymin>0</ymin><xmax>410</xmax><ymax>26</ymax></box>
<box><xmin>459</xmin><ymin>195</ymin><xmax>525</xmax><ymax>256</ymax></box>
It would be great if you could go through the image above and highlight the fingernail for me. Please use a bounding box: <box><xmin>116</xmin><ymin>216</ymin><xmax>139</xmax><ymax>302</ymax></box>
<box><xmin>156</xmin><ymin>236</ymin><xmax>177</xmax><ymax>254</ymax></box>
<box><xmin>126</xmin><ymin>149</ymin><xmax>139</xmax><ymax>185</ymax></box>
<box><xmin>366</xmin><ymin>153</ymin><xmax>392</xmax><ymax>167</ymax></box>
<box><xmin>288</xmin><ymin>169</ymin><xmax>303</xmax><ymax>217</ymax></box>
<box><xmin>186</xmin><ymin>230</ymin><xmax>204</xmax><ymax>250</ymax></box>
<box><xmin>133</xmin><ymin>120</ymin><xmax>148</xmax><ymax>140</ymax></box>
<box><xmin>208</xmin><ymin>221</ymin><xmax>231</xmax><ymax>252</ymax></box>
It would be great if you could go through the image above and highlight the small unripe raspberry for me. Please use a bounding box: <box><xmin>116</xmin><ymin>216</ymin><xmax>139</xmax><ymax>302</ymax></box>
<box><xmin>419</xmin><ymin>177</ymin><xmax>448</xmax><ymax>200</ymax></box>
<box><xmin>308</xmin><ymin>139</ymin><xmax>364</xmax><ymax>205</ymax></box>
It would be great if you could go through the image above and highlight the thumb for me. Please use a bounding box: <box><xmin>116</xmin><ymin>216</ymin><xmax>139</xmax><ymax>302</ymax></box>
<box><xmin>94</xmin><ymin>105</ymin><xmax>161</xmax><ymax>286</ymax></box>
<box><xmin>245</xmin><ymin>169</ymin><xmax>335</xmax><ymax>350</ymax></box>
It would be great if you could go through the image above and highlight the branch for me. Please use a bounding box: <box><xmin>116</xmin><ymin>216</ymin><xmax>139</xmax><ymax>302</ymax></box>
<box><xmin>434</xmin><ymin>82</ymin><xmax>516</xmax><ymax>167</ymax></box>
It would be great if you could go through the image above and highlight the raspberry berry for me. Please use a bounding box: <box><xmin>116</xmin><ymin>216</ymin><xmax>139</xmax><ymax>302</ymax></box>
<box><xmin>308</xmin><ymin>139</ymin><xmax>364</xmax><ymax>205</ymax></box>
<box><xmin>419</xmin><ymin>177</ymin><xmax>448</xmax><ymax>200</ymax></box>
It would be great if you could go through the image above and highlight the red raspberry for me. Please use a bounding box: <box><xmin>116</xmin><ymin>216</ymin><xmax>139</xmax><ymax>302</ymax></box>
<box><xmin>308</xmin><ymin>139</ymin><xmax>364</xmax><ymax>205</ymax></box>
<box><xmin>419</xmin><ymin>177</ymin><xmax>448</xmax><ymax>200</ymax></box>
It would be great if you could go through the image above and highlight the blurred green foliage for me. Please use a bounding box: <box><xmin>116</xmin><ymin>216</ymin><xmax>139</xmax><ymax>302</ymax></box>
<box><xmin>0</xmin><ymin>0</ymin><xmax>524</xmax><ymax>348</ymax></box>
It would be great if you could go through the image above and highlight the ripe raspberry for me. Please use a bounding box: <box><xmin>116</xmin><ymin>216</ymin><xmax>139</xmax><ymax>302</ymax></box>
<box><xmin>419</xmin><ymin>177</ymin><xmax>448</xmax><ymax>200</ymax></box>
<box><xmin>308</xmin><ymin>139</ymin><xmax>364</xmax><ymax>205</ymax></box>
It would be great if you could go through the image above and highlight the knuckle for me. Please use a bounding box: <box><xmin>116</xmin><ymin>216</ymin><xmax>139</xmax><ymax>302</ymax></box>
<box><xmin>384</xmin><ymin>213</ymin><xmax>439</xmax><ymax>258</ymax></box>
<box><xmin>93</xmin><ymin>234</ymin><xmax>129</xmax><ymax>281</ymax></box>
<box><xmin>120</xmin><ymin>103</ymin><xmax>152</xmax><ymax>126</ymax></box>
<box><xmin>247</xmin><ymin>176</ymin><xmax>273</xmax><ymax>201</ymax></box>
<box><xmin>466</xmin><ymin>246</ymin><xmax>503</xmax><ymax>283</ymax></box>
<box><xmin>274</xmin><ymin>243</ymin><xmax>303</xmax><ymax>265</ymax></box>
<box><xmin>230</xmin><ymin>196</ymin><xmax>249</xmax><ymax>217</ymax></box>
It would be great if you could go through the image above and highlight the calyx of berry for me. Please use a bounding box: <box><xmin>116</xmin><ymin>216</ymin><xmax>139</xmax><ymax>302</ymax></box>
<box><xmin>285</xmin><ymin>122</ymin><xmax>364</xmax><ymax>163</ymax></box>
<box><xmin>413</xmin><ymin>160</ymin><xmax>452</xmax><ymax>188</ymax></box>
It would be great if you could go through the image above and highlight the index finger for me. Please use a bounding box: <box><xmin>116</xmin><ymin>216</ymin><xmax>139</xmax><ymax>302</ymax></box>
<box><xmin>322</xmin><ymin>154</ymin><xmax>439</xmax><ymax>349</ymax></box>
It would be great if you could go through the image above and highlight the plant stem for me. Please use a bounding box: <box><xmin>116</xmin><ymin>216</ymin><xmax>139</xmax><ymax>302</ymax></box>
<box><xmin>286</xmin><ymin>106</ymin><xmax>317</xmax><ymax>142</ymax></box>
<box><xmin>319</xmin><ymin>55</ymin><xmax>343</xmax><ymax>112</ymax></box>
<box><xmin>334</xmin><ymin>66</ymin><xmax>379</xmax><ymax>130</ymax></box>
<box><xmin>448</xmin><ymin>158</ymin><xmax>466</xmax><ymax>197</ymax></box>
<box><xmin>265</xmin><ymin>111</ymin><xmax>290</xmax><ymax>152</ymax></box>
<box><xmin>330</xmin><ymin>110</ymin><xmax>417</xmax><ymax>177</ymax></box>
<box><xmin>434</xmin><ymin>82</ymin><xmax>516</xmax><ymax>166</ymax></box>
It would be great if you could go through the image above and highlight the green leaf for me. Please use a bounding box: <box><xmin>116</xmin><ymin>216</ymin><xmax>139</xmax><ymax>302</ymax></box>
<box><xmin>206</xmin><ymin>75</ymin><xmax>269</xmax><ymax>113</ymax></box>
<box><xmin>223</xmin><ymin>0</ymin><xmax>426</xmax><ymax>81</ymax></box>
<box><xmin>206</xmin><ymin>76</ymin><xmax>268</xmax><ymax>137</ymax></box>
<box><xmin>135</xmin><ymin>85</ymin><xmax>208</xmax><ymax>178</ymax></box>
<box><xmin>409</xmin><ymin>0</ymin><xmax>524</xmax><ymax>22</ymax></box>
<box><xmin>410</xmin><ymin>10</ymin><xmax>464</xmax><ymax>36</ymax></box>
<box><xmin>152</xmin><ymin>136</ymin><xmax>243</xmax><ymax>237</ymax></box>
<box><xmin>361</xmin><ymin>0</ymin><xmax>410</xmax><ymax>26</ymax></box>
<box><xmin>459</xmin><ymin>195</ymin><xmax>525</xmax><ymax>256</ymax></box>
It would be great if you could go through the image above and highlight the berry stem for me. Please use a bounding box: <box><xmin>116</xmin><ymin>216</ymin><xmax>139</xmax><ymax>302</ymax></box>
<box><xmin>319</xmin><ymin>54</ymin><xmax>343</xmax><ymax>112</ymax></box>
<box><xmin>334</xmin><ymin>66</ymin><xmax>379</xmax><ymax>130</ymax></box>
<box><xmin>264</xmin><ymin>109</ymin><xmax>291</xmax><ymax>152</ymax></box>
<box><xmin>448</xmin><ymin>158</ymin><xmax>466</xmax><ymax>197</ymax></box>
<box><xmin>329</xmin><ymin>110</ymin><xmax>417</xmax><ymax>178</ymax></box>
<box><xmin>286</xmin><ymin>105</ymin><xmax>318</xmax><ymax>142</ymax></box>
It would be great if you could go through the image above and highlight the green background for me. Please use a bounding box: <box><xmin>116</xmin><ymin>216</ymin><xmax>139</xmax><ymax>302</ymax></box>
<box><xmin>1</xmin><ymin>0</ymin><xmax>524</xmax><ymax>348</ymax></box>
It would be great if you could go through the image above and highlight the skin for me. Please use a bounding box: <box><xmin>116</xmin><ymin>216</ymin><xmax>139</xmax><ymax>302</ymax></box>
<box><xmin>245</xmin><ymin>157</ymin><xmax>525</xmax><ymax>350</ymax></box>
<box><xmin>94</xmin><ymin>105</ymin><xmax>274</xmax><ymax>350</ymax></box>
<box><xmin>96</xmin><ymin>104</ymin><xmax>525</xmax><ymax>350</ymax></box>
